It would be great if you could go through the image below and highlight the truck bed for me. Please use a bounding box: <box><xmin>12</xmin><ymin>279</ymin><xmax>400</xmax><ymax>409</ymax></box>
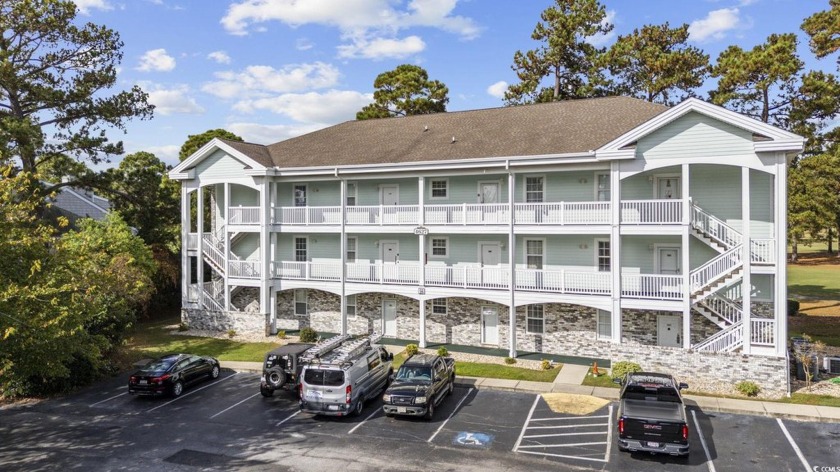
<box><xmin>622</xmin><ymin>399</ymin><xmax>685</xmax><ymax>423</ymax></box>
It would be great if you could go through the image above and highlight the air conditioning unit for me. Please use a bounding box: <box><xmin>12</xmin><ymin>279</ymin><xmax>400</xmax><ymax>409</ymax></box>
<box><xmin>824</xmin><ymin>357</ymin><xmax>840</xmax><ymax>375</ymax></box>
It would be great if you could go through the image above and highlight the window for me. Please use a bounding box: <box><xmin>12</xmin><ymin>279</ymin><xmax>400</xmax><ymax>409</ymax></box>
<box><xmin>431</xmin><ymin>237</ymin><xmax>448</xmax><ymax>258</ymax></box>
<box><xmin>294</xmin><ymin>289</ymin><xmax>307</xmax><ymax>316</ymax></box>
<box><xmin>293</xmin><ymin>184</ymin><xmax>307</xmax><ymax>207</ymax></box>
<box><xmin>597</xmin><ymin>240</ymin><xmax>610</xmax><ymax>272</ymax></box>
<box><xmin>525</xmin><ymin>176</ymin><xmax>544</xmax><ymax>203</ymax></box>
<box><xmin>432</xmin><ymin>298</ymin><xmax>447</xmax><ymax>315</ymax></box>
<box><xmin>527</xmin><ymin>305</ymin><xmax>544</xmax><ymax>334</ymax></box>
<box><xmin>596</xmin><ymin>173</ymin><xmax>610</xmax><ymax>201</ymax></box>
<box><xmin>346</xmin><ymin>182</ymin><xmax>357</xmax><ymax>206</ymax></box>
<box><xmin>526</xmin><ymin>239</ymin><xmax>544</xmax><ymax>269</ymax></box>
<box><xmin>295</xmin><ymin>237</ymin><xmax>307</xmax><ymax>262</ymax></box>
<box><xmin>430</xmin><ymin>179</ymin><xmax>448</xmax><ymax>199</ymax></box>
<box><xmin>346</xmin><ymin>237</ymin><xmax>357</xmax><ymax>263</ymax></box>
<box><xmin>346</xmin><ymin>295</ymin><xmax>356</xmax><ymax>317</ymax></box>
<box><xmin>597</xmin><ymin>309</ymin><xmax>612</xmax><ymax>339</ymax></box>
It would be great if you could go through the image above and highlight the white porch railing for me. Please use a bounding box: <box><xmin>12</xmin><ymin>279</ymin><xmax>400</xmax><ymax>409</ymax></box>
<box><xmin>515</xmin><ymin>269</ymin><xmax>611</xmax><ymax>294</ymax></box>
<box><xmin>620</xmin><ymin>274</ymin><xmax>684</xmax><ymax>300</ymax></box>
<box><xmin>694</xmin><ymin>321</ymin><xmax>743</xmax><ymax>352</ymax></box>
<box><xmin>689</xmin><ymin>245</ymin><xmax>743</xmax><ymax>293</ymax></box>
<box><xmin>621</xmin><ymin>199</ymin><xmax>683</xmax><ymax>224</ymax></box>
<box><xmin>276</xmin><ymin>207</ymin><xmax>343</xmax><ymax>225</ymax></box>
<box><xmin>274</xmin><ymin>261</ymin><xmax>342</xmax><ymax>281</ymax></box>
<box><xmin>698</xmin><ymin>294</ymin><xmax>742</xmax><ymax>325</ymax></box>
<box><xmin>229</xmin><ymin>260</ymin><xmax>261</xmax><ymax>278</ymax></box>
<box><xmin>229</xmin><ymin>206</ymin><xmax>260</xmax><ymax>225</ymax></box>
<box><xmin>343</xmin><ymin>205</ymin><xmax>420</xmax><ymax>225</ymax></box>
<box><xmin>750</xmin><ymin>239</ymin><xmax>776</xmax><ymax>264</ymax></box>
<box><xmin>345</xmin><ymin>262</ymin><xmax>421</xmax><ymax>284</ymax></box>
<box><xmin>751</xmin><ymin>318</ymin><xmax>775</xmax><ymax>345</ymax></box>
<box><xmin>424</xmin><ymin>204</ymin><xmax>510</xmax><ymax>225</ymax></box>
<box><xmin>514</xmin><ymin>202</ymin><xmax>610</xmax><ymax>225</ymax></box>
<box><xmin>690</xmin><ymin>205</ymin><xmax>742</xmax><ymax>248</ymax></box>
<box><xmin>424</xmin><ymin>265</ymin><xmax>510</xmax><ymax>289</ymax></box>
<box><xmin>201</xmin><ymin>233</ymin><xmax>226</xmax><ymax>273</ymax></box>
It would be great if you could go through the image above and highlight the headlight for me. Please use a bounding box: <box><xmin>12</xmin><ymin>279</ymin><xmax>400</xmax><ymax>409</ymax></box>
<box><xmin>382</xmin><ymin>394</ymin><xmax>390</xmax><ymax>402</ymax></box>
<box><xmin>414</xmin><ymin>396</ymin><xmax>427</xmax><ymax>404</ymax></box>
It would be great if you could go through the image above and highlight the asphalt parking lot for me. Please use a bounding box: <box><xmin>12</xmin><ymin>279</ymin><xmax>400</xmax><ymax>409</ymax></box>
<box><xmin>2</xmin><ymin>369</ymin><xmax>839</xmax><ymax>471</ymax></box>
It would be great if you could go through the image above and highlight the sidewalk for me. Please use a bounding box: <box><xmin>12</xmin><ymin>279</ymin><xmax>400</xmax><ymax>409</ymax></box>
<box><xmin>220</xmin><ymin>360</ymin><xmax>840</xmax><ymax>423</ymax></box>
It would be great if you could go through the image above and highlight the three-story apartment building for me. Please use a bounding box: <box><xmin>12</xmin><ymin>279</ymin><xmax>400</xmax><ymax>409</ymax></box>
<box><xmin>169</xmin><ymin>97</ymin><xmax>802</xmax><ymax>397</ymax></box>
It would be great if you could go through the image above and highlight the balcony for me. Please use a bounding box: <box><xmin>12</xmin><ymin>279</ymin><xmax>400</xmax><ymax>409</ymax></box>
<box><xmin>621</xmin><ymin>199</ymin><xmax>682</xmax><ymax>224</ymax></box>
<box><xmin>229</xmin><ymin>206</ymin><xmax>261</xmax><ymax>225</ymax></box>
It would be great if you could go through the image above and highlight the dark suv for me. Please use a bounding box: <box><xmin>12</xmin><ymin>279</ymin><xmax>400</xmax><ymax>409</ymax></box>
<box><xmin>260</xmin><ymin>343</ymin><xmax>314</xmax><ymax>397</ymax></box>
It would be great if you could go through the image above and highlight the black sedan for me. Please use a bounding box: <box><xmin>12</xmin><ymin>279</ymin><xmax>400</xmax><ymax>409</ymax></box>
<box><xmin>128</xmin><ymin>354</ymin><xmax>220</xmax><ymax>397</ymax></box>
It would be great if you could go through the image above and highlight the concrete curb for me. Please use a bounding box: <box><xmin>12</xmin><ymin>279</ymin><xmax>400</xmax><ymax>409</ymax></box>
<box><xmin>220</xmin><ymin>361</ymin><xmax>840</xmax><ymax>423</ymax></box>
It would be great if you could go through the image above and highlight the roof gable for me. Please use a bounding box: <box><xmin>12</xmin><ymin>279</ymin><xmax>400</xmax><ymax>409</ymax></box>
<box><xmin>169</xmin><ymin>138</ymin><xmax>268</xmax><ymax>180</ymax></box>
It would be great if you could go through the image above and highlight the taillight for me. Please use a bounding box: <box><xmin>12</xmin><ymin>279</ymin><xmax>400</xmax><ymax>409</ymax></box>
<box><xmin>681</xmin><ymin>424</ymin><xmax>689</xmax><ymax>441</ymax></box>
<box><xmin>346</xmin><ymin>385</ymin><xmax>352</xmax><ymax>404</ymax></box>
<box><xmin>129</xmin><ymin>376</ymin><xmax>137</xmax><ymax>383</ymax></box>
<box><xmin>299</xmin><ymin>382</ymin><xmax>304</xmax><ymax>397</ymax></box>
<box><xmin>151</xmin><ymin>374</ymin><xmax>170</xmax><ymax>384</ymax></box>
<box><xmin>618</xmin><ymin>418</ymin><xmax>624</xmax><ymax>435</ymax></box>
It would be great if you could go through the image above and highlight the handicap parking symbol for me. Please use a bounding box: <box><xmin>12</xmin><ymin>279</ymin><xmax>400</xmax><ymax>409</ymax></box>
<box><xmin>453</xmin><ymin>431</ymin><xmax>494</xmax><ymax>448</ymax></box>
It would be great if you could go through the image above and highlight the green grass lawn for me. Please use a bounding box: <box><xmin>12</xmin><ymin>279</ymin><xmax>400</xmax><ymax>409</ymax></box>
<box><xmin>788</xmin><ymin>263</ymin><xmax>840</xmax><ymax>300</ymax></box>
<box><xmin>581</xmin><ymin>368</ymin><xmax>619</xmax><ymax>388</ymax></box>
<box><xmin>455</xmin><ymin>362</ymin><xmax>559</xmax><ymax>382</ymax></box>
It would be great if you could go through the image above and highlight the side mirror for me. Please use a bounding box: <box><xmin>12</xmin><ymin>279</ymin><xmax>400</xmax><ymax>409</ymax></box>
<box><xmin>678</xmin><ymin>382</ymin><xmax>689</xmax><ymax>390</ymax></box>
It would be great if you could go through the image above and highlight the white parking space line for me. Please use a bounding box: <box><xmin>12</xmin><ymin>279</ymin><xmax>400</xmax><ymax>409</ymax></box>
<box><xmin>276</xmin><ymin>410</ymin><xmax>300</xmax><ymax>427</ymax></box>
<box><xmin>529</xmin><ymin>414</ymin><xmax>609</xmax><ymax>421</ymax></box>
<box><xmin>512</xmin><ymin>395</ymin><xmax>540</xmax><ymax>452</ymax></box>
<box><xmin>348</xmin><ymin>408</ymin><xmax>381</xmax><ymax>435</ymax></box>
<box><xmin>209</xmin><ymin>392</ymin><xmax>260</xmax><ymax>419</ymax></box>
<box><xmin>89</xmin><ymin>392</ymin><xmax>128</xmax><ymax>407</ymax></box>
<box><xmin>524</xmin><ymin>432</ymin><xmax>606</xmax><ymax>439</ymax></box>
<box><xmin>691</xmin><ymin>410</ymin><xmax>716</xmax><ymax>472</ymax></box>
<box><xmin>427</xmin><ymin>387</ymin><xmax>474</xmax><ymax>443</ymax></box>
<box><xmin>525</xmin><ymin>423</ymin><xmax>608</xmax><ymax>430</ymax></box>
<box><xmin>605</xmin><ymin>404</ymin><xmax>614</xmax><ymax>464</ymax></box>
<box><xmin>777</xmin><ymin>418</ymin><xmax>812</xmax><ymax>472</ymax></box>
<box><xmin>146</xmin><ymin>373</ymin><xmax>238</xmax><ymax>413</ymax></box>
<box><xmin>518</xmin><ymin>441</ymin><xmax>607</xmax><ymax>448</ymax></box>
<box><xmin>517</xmin><ymin>450</ymin><xmax>607</xmax><ymax>463</ymax></box>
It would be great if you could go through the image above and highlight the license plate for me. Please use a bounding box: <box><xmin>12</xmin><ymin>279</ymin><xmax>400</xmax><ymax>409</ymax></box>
<box><xmin>139</xmin><ymin>380</ymin><xmax>147</xmax><ymax>385</ymax></box>
<box><xmin>397</xmin><ymin>407</ymin><xmax>407</xmax><ymax>413</ymax></box>
<box><xmin>647</xmin><ymin>442</ymin><xmax>660</xmax><ymax>448</ymax></box>
<box><xmin>328</xmin><ymin>405</ymin><xmax>339</xmax><ymax>411</ymax></box>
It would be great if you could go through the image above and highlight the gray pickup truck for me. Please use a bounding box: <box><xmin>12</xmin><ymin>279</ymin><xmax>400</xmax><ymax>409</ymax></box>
<box><xmin>382</xmin><ymin>353</ymin><xmax>455</xmax><ymax>420</ymax></box>
<box><xmin>615</xmin><ymin>372</ymin><xmax>690</xmax><ymax>457</ymax></box>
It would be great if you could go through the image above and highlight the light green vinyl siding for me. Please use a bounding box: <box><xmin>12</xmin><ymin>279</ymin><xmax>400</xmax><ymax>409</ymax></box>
<box><xmin>276</xmin><ymin>182</ymin><xmax>340</xmax><ymax>207</ymax></box>
<box><xmin>195</xmin><ymin>150</ymin><xmax>248</xmax><ymax>179</ymax></box>
<box><xmin>621</xmin><ymin>172</ymin><xmax>655</xmax><ymax>200</ymax></box>
<box><xmin>275</xmin><ymin>234</ymin><xmax>340</xmax><ymax>261</ymax></box>
<box><xmin>232</xmin><ymin>233</ymin><xmax>259</xmax><ymax>260</ymax></box>
<box><xmin>636</xmin><ymin>112</ymin><xmax>754</xmax><ymax>160</ymax></box>
<box><xmin>514</xmin><ymin>235</ymin><xmax>604</xmax><ymax>270</ymax></box>
<box><xmin>750</xmin><ymin>169</ymin><xmax>774</xmax><ymax>238</ymax></box>
<box><xmin>230</xmin><ymin>184</ymin><xmax>258</xmax><ymax>206</ymax></box>
<box><xmin>427</xmin><ymin>235</ymin><xmax>508</xmax><ymax>264</ymax></box>
<box><xmin>427</xmin><ymin>175</ymin><xmax>508</xmax><ymax>204</ymax></box>
<box><xmin>515</xmin><ymin>171</ymin><xmax>606</xmax><ymax>203</ymax></box>
<box><xmin>690</xmin><ymin>164</ymin><xmax>742</xmax><ymax>230</ymax></box>
<box><xmin>621</xmin><ymin>236</ymin><xmax>681</xmax><ymax>273</ymax></box>
<box><xmin>689</xmin><ymin>237</ymin><xmax>720</xmax><ymax>270</ymax></box>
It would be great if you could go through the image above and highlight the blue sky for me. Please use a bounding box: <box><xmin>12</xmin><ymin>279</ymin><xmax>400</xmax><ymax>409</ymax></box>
<box><xmin>71</xmin><ymin>0</ymin><xmax>835</xmax><ymax>167</ymax></box>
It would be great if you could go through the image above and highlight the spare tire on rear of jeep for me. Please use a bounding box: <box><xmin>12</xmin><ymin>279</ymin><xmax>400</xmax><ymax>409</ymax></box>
<box><xmin>266</xmin><ymin>367</ymin><xmax>287</xmax><ymax>388</ymax></box>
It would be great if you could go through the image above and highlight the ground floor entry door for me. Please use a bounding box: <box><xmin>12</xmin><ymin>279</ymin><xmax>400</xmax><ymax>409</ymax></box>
<box><xmin>481</xmin><ymin>306</ymin><xmax>498</xmax><ymax>345</ymax></box>
<box><xmin>382</xmin><ymin>299</ymin><xmax>397</xmax><ymax>337</ymax></box>
<box><xmin>657</xmin><ymin>315</ymin><xmax>681</xmax><ymax>347</ymax></box>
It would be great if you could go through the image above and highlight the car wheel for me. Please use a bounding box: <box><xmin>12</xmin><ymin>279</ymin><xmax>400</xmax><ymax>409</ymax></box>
<box><xmin>353</xmin><ymin>396</ymin><xmax>364</xmax><ymax>417</ymax></box>
<box><xmin>266</xmin><ymin>367</ymin><xmax>286</xmax><ymax>388</ymax></box>
<box><xmin>210</xmin><ymin>365</ymin><xmax>220</xmax><ymax>379</ymax></box>
<box><xmin>260</xmin><ymin>385</ymin><xmax>274</xmax><ymax>397</ymax></box>
<box><xmin>424</xmin><ymin>401</ymin><xmax>434</xmax><ymax>421</ymax></box>
<box><xmin>172</xmin><ymin>381</ymin><xmax>184</xmax><ymax>397</ymax></box>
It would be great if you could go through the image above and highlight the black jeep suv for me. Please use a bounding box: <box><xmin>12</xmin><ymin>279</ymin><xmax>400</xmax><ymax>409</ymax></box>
<box><xmin>260</xmin><ymin>343</ymin><xmax>314</xmax><ymax>397</ymax></box>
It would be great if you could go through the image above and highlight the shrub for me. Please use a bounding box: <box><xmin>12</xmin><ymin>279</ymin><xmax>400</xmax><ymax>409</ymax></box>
<box><xmin>611</xmin><ymin>361</ymin><xmax>642</xmax><ymax>381</ymax></box>
<box><xmin>436</xmin><ymin>346</ymin><xmax>449</xmax><ymax>357</ymax></box>
<box><xmin>299</xmin><ymin>327</ymin><xmax>318</xmax><ymax>343</ymax></box>
<box><xmin>830</xmin><ymin>377</ymin><xmax>840</xmax><ymax>385</ymax></box>
<box><xmin>276</xmin><ymin>330</ymin><xmax>286</xmax><ymax>340</ymax></box>
<box><xmin>504</xmin><ymin>357</ymin><xmax>516</xmax><ymax>365</ymax></box>
<box><xmin>788</xmin><ymin>299</ymin><xmax>800</xmax><ymax>316</ymax></box>
<box><xmin>226</xmin><ymin>329</ymin><xmax>237</xmax><ymax>339</ymax></box>
<box><xmin>540</xmin><ymin>359</ymin><xmax>552</xmax><ymax>370</ymax></box>
<box><xmin>405</xmin><ymin>343</ymin><xmax>419</xmax><ymax>357</ymax></box>
<box><xmin>177</xmin><ymin>322</ymin><xmax>189</xmax><ymax>332</ymax></box>
<box><xmin>735</xmin><ymin>380</ymin><xmax>761</xmax><ymax>397</ymax></box>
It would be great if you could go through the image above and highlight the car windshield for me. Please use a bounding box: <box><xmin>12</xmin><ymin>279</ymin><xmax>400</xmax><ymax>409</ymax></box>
<box><xmin>396</xmin><ymin>366</ymin><xmax>432</xmax><ymax>383</ymax></box>
<box><xmin>140</xmin><ymin>358</ymin><xmax>177</xmax><ymax>375</ymax></box>
<box><xmin>303</xmin><ymin>368</ymin><xmax>344</xmax><ymax>387</ymax></box>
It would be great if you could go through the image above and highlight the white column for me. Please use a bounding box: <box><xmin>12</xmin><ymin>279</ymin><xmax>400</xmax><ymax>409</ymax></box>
<box><xmin>224</xmin><ymin>182</ymin><xmax>231</xmax><ymax>311</ymax></box>
<box><xmin>181</xmin><ymin>183</ymin><xmax>190</xmax><ymax>306</ymax></box>
<box><xmin>196</xmin><ymin>186</ymin><xmax>204</xmax><ymax>301</ymax></box>
<box><xmin>259</xmin><ymin>179</ymin><xmax>271</xmax><ymax>328</ymax></box>
<box><xmin>681</xmin><ymin>163</ymin><xmax>691</xmax><ymax>349</ymax></box>
<box><xmin>742</xmin><ymin>167</ymin><xmax>752</xmax><ymax>354</ymax></box>
<box><xmin>508</xmin><ymin>171</ymin><xmax>517</xmax><ymax>357</ymax></box>
<box><xmin>610</xmin><ymin>161</ymin><xmax>622</xmax><ymax>343</ymax></box>
<box><xmin>340</xmin><ymin>179</ymin><xmax>347</xmax><ymax>335</ymax></box>
<box><xmin>418</xmin><ymin>176</ymin><xmax>427</xmax><ymax>347</ymax></box>
<box><xmin>775</xmin><ymin>153</ymin><xmax>788</xmax><ymax>356</ymax></box>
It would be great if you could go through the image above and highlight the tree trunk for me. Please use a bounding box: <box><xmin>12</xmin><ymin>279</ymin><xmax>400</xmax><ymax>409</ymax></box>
<box><xmin>828</xmin><ymin>228</ymin><xmax>834</xmax><ymax>254</ymax></box>
<box><xmin>790</xmin><ymin>237</ymin><xmax>799</xmax><ymax>262</ymax></box>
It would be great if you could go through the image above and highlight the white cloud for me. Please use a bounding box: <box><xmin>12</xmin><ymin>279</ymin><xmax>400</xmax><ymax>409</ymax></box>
<box><xmin>296</xmin><ymin>38</ymin><xmax>315</xmax><ymax>51</ymax></box>
<box><xmin>207</xmin><ymin>51</ymin><xmax>232</xmax><ymax>64</ymax></box>
<box><xmin>337</xmin><ymin>35</ymin><xmax>426</xmax><ymax>59</ymax></box>
<box><xmin>147</xmin><ymin>85</ymin><xmax>205</xmax><ymax>115</ymax></box>
<box><xmin>202</xmin><ymin>62</ymin><xmax>340</xmax><ymax>99</ymax></box>
<box><xmin>137</xmin><ymin>48</ymin><xmax>176</xmax><ymax>72</ymax></box>
<box><xmin>486</xmin><ymin>81</ymin><xmax>508</xmax><ymax>99</ymax></box>
<box><xmin>689</xmin><ymin>8</ymin><xmax>741</xmax><ymax>42</ymax></box>
<box><xmin>586</xmin><ymin>9</ymin><xmax>616</xmax><ymax>47</ymax></box>
<box><xmin>143</xmin><ymin>145</ymin><xmax>181</xmax><ymax>167</ymax></box>
<box><xmin>233</xmin><ymin>90</ymin><xmax>372</xmax><ymax>123</ymax></box>
<box><xmin>228</xmin><ymin>122</ymin><xmax>328</xmax><ymax>144</ymax></box>
<box><xmin>73</xmin><ymin>0</ymin><xmax>112</xmax><ymax>15</ymax></box>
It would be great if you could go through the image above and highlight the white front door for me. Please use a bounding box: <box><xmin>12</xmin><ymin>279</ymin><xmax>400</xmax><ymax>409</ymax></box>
<box><xmin>657</xmin><ymin>177</ymin><xmax>680</xmax><ymax>199</ymax></box>
<box><xmin>382</xmin><ymin>299</ymin><xmax>397</xmax><ymax>337</ymax></box>
<box><xmin>657</xmin><ymin>247</ymin><xmax>681</xmax><ymax>275</ymax></box>
<box><xmin>481</xmin><ymin>306</ymin><xmax>498</xmax><ymax>345</ymax></box>
<box><xmin>479</xmin><ymin>182</ymin><xmax>499</xmax><ymax>204</ymax></box>
<box><xmin>381</xmin><ymin>241</ymin><xmax>399</xmax><ymax>263</ymax></box>
<box><xmin>480</xmin><ymin>243</ymin><xmax>501</xmax><ymax>266</ymax></box>
<box><xmin>657</xmin><ymin>315</ymin><xmax>681</xmax><ymax>347</ymax></box>
<box><xmin>380</xmin><ymin>185</ymin><xmax>399</xmax><ymax>205</ymax></box>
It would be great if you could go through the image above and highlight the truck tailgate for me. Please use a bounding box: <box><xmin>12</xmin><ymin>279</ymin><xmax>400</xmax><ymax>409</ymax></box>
<box><xmin>621</xmin><ymin>399</ymin><xmax>685</xmax><ymax>442</ymax></box>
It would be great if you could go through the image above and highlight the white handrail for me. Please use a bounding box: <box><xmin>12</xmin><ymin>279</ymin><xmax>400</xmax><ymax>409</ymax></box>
<box><xmin>690</xmin><ymin>204</ymin><xmax>742</xmax><ymax>248</ymax></box>
<box><xmin>698</xmin><ymin>294</ymin><xmax>743</xmax><ymax>325</ymax></box>
<box><xmin>690</xmin><ymin>245</ymin><xmax>743</xmax><ymax>293</ymax></box>
<box><xmin>201</xmin><ymin>233</ymin><xmax>226</xmax><ymax>273</ymax></box>
<box><xmin>750</xmin><ymin>239</ymin><xmax>776</xmax><ymax>264</ymax></box>
<box><xmin>694</xmin><ymin>321</ymin><xmax>743</xmax><ymax>352</ymax></box>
